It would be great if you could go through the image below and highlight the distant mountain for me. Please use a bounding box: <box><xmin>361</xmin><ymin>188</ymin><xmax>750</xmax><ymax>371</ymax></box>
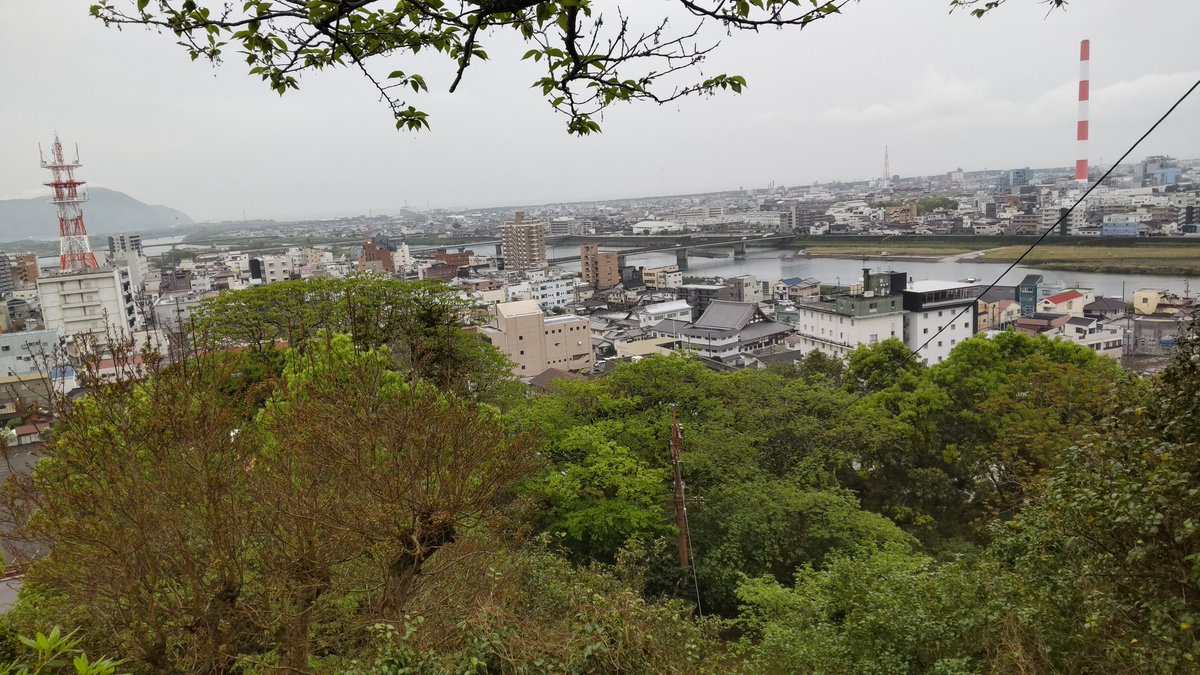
<box><xmin>0</xmin><ymin>188</ymin><xmax>193</xmax><ymax>240</ymax></box>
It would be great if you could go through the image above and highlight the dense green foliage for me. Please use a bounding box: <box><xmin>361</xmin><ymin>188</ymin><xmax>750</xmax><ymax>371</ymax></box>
<box><xmin>3</xmin><ymin>278</ymin><xmax>1198</xmax><ymax>673</ymax></box>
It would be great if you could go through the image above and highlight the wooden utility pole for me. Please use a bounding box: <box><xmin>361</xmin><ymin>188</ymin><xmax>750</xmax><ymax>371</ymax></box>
<box><xmin>670</xmin><ymin>408</ymin><xmax>690</xmax><ymax>569</ymax></box>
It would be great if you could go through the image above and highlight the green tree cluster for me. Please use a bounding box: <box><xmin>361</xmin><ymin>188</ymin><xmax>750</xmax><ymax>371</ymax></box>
<box><xmin>5</xmin><ymin>286</ymin><xmax>1199</xmax><ymax>673</ymax></box>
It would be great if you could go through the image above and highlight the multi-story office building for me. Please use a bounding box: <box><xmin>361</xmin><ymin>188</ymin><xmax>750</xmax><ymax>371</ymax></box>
<box><xmin>502</xmin><ymin>211</ymin><xmax>547</xmax><ymax>270</ymax></box>
<box><xmin>580</xmin><ymin>244</ymin><xmax>620</xmax><ymax>290</ymax></box>
<box><xmin>37</xmin><ymin>267</ymin><xmax>142</xmax><ymax>339</ymax></box>
<box><xmin>901</xmin><ymin>279</ymin><xmax>984</xmax><ymax>364</ymax></box>
<box><xmin>482</xmin><ymin>300</ymin><xmax>593</xmax><ymax>376</ymax></box>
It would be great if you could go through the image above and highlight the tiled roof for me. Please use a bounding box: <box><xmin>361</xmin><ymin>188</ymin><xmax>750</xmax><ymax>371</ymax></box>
<box><xmin>1044</xmin><ymin>290</ymin><xmax>1084</xmax><ymax>304</ymax></box>
<box><xmin>693</xmin><ymin>301</ymin><xmax>758</xmax><ymax>330</ymax></box>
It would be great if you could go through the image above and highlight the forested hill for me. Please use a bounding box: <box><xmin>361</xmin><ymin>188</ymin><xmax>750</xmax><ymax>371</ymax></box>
<box><xmin>0</xmin><ymin>188</ymin><xmax>192</xmax><ymax>239</ymax></box>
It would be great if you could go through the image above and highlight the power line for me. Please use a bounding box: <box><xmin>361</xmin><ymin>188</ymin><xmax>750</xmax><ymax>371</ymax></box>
<box><xmin>827</xmin><ymin>75</ymin><xmax>1200</xmax><ymax>422</ymax></box>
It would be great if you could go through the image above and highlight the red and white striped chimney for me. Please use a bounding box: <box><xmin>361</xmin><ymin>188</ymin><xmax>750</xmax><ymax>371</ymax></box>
<box><xmin>1076</xmin><ymin>39</ymin><xmax>1090</xmax><ymax>182</ymax></box>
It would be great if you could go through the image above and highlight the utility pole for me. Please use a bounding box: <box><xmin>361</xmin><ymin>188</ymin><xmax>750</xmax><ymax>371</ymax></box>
<box><xmin>670</xmin><ymin>407</ymin><xmax>690</xmax><ymax>569</ymax></box>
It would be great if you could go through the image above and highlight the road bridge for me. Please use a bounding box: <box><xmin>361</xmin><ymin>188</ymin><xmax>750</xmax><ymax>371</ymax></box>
<box><xmin>546</xmin><ymin>234</ymin><xmax>797</xmax><ymax>270</ymax></box>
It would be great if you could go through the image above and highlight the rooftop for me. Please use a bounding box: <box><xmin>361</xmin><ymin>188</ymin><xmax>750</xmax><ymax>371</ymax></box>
<box><xmin>693</xmin><ymin>301</ymin><xmax>758</xmax><ymax>331</ymax></box>
<box><xmin>495</xmin><ymin>300</ymin><xmax>543</xmax><ymax>318</ymax></box>
<box><xmin>545</xmin><ymin>313</ymin><xmax>586</xmax><ymax>325</ymax></box>
<box><xmin>907</xmin><ymin>279</ymin><xmax>980</xmax><ymax>293</ymax></box>
<box><xmin>643</xmin><ymin>299</ymin><xmax>690</xmax><ymax>314</ymax></box>
<box><xmin>1044</xmin><ymin>290</ymin><xmax>1084</xmax><ymax>304</ymax></box>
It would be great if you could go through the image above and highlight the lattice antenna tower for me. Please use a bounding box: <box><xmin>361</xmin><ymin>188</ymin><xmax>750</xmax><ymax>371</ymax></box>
<box><xmin>40</xmin><ymin>135</ymin><xmax>99</xmax><ymax>272</ymax></box>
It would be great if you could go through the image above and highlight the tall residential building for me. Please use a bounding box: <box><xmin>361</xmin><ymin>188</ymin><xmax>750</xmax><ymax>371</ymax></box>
<box><xmin>580</xmin><ymin>244</ymin><xmax>619</xmax><ymax>290</ymax></box>
<box><xmin>108</xmin><ymin>233</ymin><xmax>143</xmax><ymax>257</ymax></box>
<box><xmin>107</xmin><ymin>234</ymin><xmax>149</xmax><ymax>295</ymax></box>
<box><xmin>481</xmin><ymin>300</ymin><xmax>593</xmax><ymax>376</ymax></box>
<box><xmin>501</xmin><ymin>211</ymin><xmax>547</xmax><ymax>270</ymax></box>
<box><xmin>37</xmin><ymin>267</ymin><xmax>142</xmax><ymax>339</ymax></box>
<box><xmin>0</xmin><ymin>252</ymin><xmax>14</xmax><ymax>296</ymax></box>
<box><xmin>901</xmin><ymin>279</ymin><xmax>984</xmax><ymax>364</ymax></box>
<box><xmin>12</xmin><ymin>253</ymin><xmax>39</xmax><ymax>289</ymax></box>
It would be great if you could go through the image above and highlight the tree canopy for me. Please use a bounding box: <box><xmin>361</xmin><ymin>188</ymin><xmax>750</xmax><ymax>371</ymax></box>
<box><xmin>90</xmin><ymin>0</ymin><xmax>1068</xmax><ymax>134</ymax></box>
<box><xmin>6</xmin><ymin>287</ymin><xmax>1196</xmax><ymax>673</ymax></box>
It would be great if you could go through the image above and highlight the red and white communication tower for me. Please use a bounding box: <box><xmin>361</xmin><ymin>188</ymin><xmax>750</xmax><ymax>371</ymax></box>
<box><xmin>1076</xmin><ymin>39</ymin><xmax>1091</xmax><ymax>183</ymax></box>
<box><xmin>40</xmin><ymin>135</ymin><xmax>99</xmax><ymax>272</ymax></box>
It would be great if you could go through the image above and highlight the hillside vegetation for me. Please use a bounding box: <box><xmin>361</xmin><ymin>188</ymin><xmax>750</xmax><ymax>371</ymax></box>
<box><xmin>1</xmin><ymin>277</ymin><xmax>1197</xmax><ymax>673</ymax></box>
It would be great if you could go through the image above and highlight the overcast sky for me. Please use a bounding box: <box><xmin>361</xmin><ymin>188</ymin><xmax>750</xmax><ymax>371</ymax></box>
<box><xmin>1</xmin><ymin>1</ymin><xmax>1197</xmax><ymax>222</ymax></box>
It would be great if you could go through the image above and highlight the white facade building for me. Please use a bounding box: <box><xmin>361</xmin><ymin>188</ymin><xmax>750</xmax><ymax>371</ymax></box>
<box><xmin>632</xmin><ymin>300</ymin><xmax>692</xmax><ymax>328</ymax></box>
<box><xmin>901</xmin><ymin>280</ymin><xmax>983</xmax><ymax>364</ymax></box>
<box><xmin>38</xmin><ymin>267</ymin><xmax>142</xmax><ymax>339</ymax></box>
<box><xmin>506</xmin><ymin>276</ymin><xmax>577</xmax><ymax>310</ymax></box>
<box><xmin>782</xmin><ymin>299</ymin><xmax>905</xmax><ymax>359</ymax></box>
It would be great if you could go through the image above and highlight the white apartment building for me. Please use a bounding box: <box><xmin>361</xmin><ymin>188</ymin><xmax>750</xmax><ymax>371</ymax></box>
<box><xmin>0</xmin><ymin>328</ymin><xmax>61</xmax><ymax>376</ymax></box>
<box><xmin>506</xmin><ymin>276</ymin><xmax>577</xmax><ymax>311</ymax></box>
<box><xmin>631</xmin><ymin>299</ymin><xmax>692</xmax><ymax>328</ymax></box>
<box><xmin>901</xmin><ymin>280</ymin><xmax>983</xmax><ymax>364</ymax></box>
<box><xmin>38</xmin><ymin>267</ymin><xmax>142</xmax><ymax>339</ymax></box>
<box><xmin>782</xmin><ymin>294</ymin><xmax>906</xmax><ymax>359</ymax></box>
<box><xmin>392</xmin><ymin>243</ymin><xmax>414</xmax><ymax>272</ymax></box>
<box><xmin>224</xmin><ymin>253</ymin><xmax>251</xmax><ymax>273</ymax></box>
<box><xmin>257</xmin><ymin>255</ymin><xmax>294</xmax><ymax>284</ymax></box>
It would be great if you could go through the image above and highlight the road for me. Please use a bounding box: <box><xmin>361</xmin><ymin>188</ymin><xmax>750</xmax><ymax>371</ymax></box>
<box><xmin>0</xmin><ymin>445</ymin><xmax>43</xmax><ymax>613</ymax></box>
<box><xmin>939</xmin><ymin>246</ymin><xmax>1009</xmax><ymax>263</ymax></box>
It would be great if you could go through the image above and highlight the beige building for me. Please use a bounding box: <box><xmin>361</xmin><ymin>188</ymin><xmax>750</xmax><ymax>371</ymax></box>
<box><xmin>1133</xmin><ymin>288</ymin><xmax>1192</xmax><ymax>316</ymax></box>
<box><xmin>580</xmin><ymin>244</ymin><xmax>620</xmax><ymax>290</ymax></box>
<box><xmin>642</xmin><ymin>265</ymin><xmax>683</xmax><ymax>290</ymax></box>
<box><xmin>502</xmin><ymin>211</ymin><xmax>547</xmax><ymax>270</ymax></box>
<box><xmin>977</xmin><ymin>298</ymin><xmax>1021</xmax><ymax>331</ymax></box>
<box><xmin>482</xmin><ymin>300</ymin><xmax>593</xmax><ymax>377</ymax></box>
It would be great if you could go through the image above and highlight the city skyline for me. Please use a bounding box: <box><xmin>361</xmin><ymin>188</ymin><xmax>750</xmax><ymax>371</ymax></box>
<box><xmin>1</xmin><ymin>1</ymin><xmax>1198</xmax><ymax>222</ymax></box>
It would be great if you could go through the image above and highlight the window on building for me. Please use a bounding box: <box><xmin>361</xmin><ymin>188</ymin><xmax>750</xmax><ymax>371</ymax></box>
<box><xmin>923</xmin><ymin>328</ymin><xmax>929</xmax><ymax>334</ymax></box>
<box><xmin>938</xmin><ymin>341</ymin><xmax>943</xmax><ymax>347</ymax></box>
<box><xmin>869</xmin><ymin>334</ymin><xmax>878</xmax><ymax>343</ymax></box>
<box><xmin>964</xmin><ymin>322</ymin><xmax>970</xmax><ymax>329</ymax></box>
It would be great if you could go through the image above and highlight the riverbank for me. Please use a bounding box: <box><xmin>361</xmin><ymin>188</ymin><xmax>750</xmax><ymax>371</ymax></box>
<box><xmin>793</xmin><ymin>240</ymin><xmax>1200</xmax><ymax>276</ymax></box>
<box><xmin>979</xmin><ymin>244</ymin><xmax>1200</xmax><ymax>275</ymax></box>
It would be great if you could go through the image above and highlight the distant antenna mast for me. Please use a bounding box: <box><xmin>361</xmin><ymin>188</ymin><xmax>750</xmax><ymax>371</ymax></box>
<box><xmin>670</xmin><ymin>408</ymin><xmax>690</xmax><ymax>569</ymax></box>
<box><xmin>1076</xmin><ymin>39</ymin><xmax>1091</xmax><ymax>183</ymax></box>
<box><xmin>40</xmin><ymin>135</ymin><xmax>98</xmax><ymax>272</ymax></box>
<box><xmin>883</xmin><ymin>145</ymin><xmax>890</xmax><ymax>190</ymax></box>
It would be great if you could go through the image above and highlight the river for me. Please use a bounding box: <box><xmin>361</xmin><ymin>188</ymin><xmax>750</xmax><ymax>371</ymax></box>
<box><xmin>546</xmin><ymin>244</ymin><xmax>1198</xmax><ymax>300</ymax></box>
<box><xmin>40</xmin><ymin>237</ymin><xmax>1198</xmax><ymax>301</ymax></box>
